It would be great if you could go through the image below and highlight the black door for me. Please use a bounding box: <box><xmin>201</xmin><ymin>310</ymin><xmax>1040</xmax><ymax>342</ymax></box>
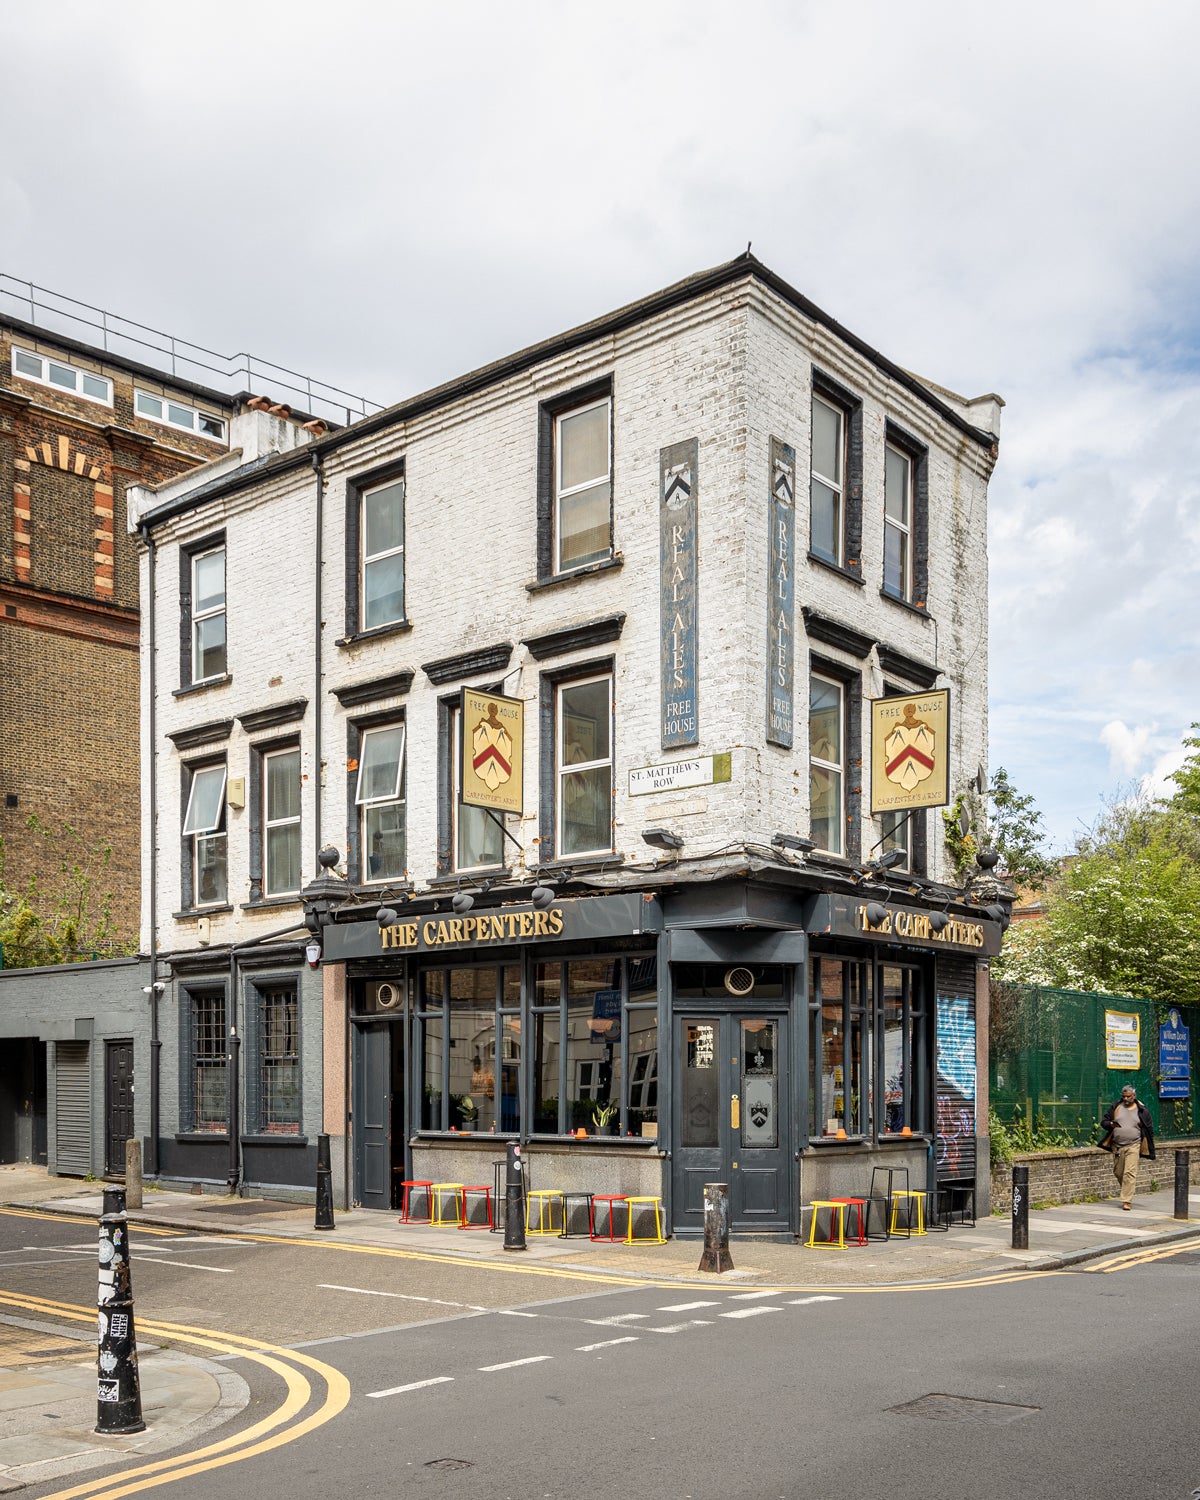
<box><xmin>353</xmin><ymin>1021</ymin><xmax>406</xmax><ymax>1210</ymax></box>
<box><xmin>105</xmin><ymin>1041</ymin><xmax>135</xmax><ymax>1175</ymax></box>
<box><xmin>671</xmin><ymin>1012</ymin><xmax>790</xmax><ymax>1235</ymax></box>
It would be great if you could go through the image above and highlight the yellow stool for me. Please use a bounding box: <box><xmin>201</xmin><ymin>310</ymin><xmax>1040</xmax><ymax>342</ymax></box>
<box><xmin>889</xmin><ymin>1189</ymin><xmax>926</xmax><ymax>1237</ymax></box>
<box><xmin>806</xmin><ymin>1200</ymin><xmax>848</xmax><ymax>1249</ymax></box>
<box><xmin>430</xmin><ymin>1182</ymin><xmax>464</xmax><ymax>1226</ymax></box>
<box><xmin>623</xmin><ymin>1196</ymin><xmax>666</xmax><ymax>1245</ymax></box>
<box><xmin>526</xmin><ymin>1189</ymin><xmax>565</xmax><ymax>1235</ymax></box>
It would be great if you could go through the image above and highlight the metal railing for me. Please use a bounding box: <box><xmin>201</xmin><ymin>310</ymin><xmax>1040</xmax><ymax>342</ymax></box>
<box><xmin>1</xmin><ymin>273</ymin><xmax>383</xmax><ymax>428</ymax></box>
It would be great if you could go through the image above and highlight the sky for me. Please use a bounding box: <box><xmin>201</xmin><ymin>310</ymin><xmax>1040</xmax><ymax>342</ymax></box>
<box><xmin>3</xmin><ymin>0</ymin><xmax>1197</xmax><ymax>854</ymax></box>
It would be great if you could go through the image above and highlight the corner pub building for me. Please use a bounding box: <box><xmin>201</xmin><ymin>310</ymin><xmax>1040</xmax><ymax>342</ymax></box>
<box><xmin>131</xmin><ymin>253</ymin><xmax>1006</xmax><ymax>1235</ymax></box>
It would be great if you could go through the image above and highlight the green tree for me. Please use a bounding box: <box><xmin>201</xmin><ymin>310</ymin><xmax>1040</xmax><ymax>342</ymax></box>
<box><xmin>987</xmin><ymin>766</ymin><xmax>1056</xmax><ymax>888</ymax></box>
<box><xmin>1168</xmin><ymin>724</ymin><xmax>1200</xmax><ymax>816</ymax></box>
<box><xmin>0</xmin><ymin>817</ymin><xmax>135</xmax><ymax>969</ymax></box>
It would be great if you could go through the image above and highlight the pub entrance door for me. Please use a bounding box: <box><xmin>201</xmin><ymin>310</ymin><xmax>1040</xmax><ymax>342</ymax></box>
<box><xmin>352</xmin><ymin>1020</ymin><xmax>405</xmax><ymax>1211</ymax></box>
<box><xmin>671</xmin><ymin>1010</ymin><xmax>791</xmax><ymax>1235</ymax></box>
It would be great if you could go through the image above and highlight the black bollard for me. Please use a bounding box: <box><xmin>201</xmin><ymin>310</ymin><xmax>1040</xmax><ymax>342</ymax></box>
<box><xmin>503</xmin><ymin>1142</ymin><xmax>527</xmax><ymax>1252</ymax></box>
<box><xmin>96</xmin><ymin>1187</ymin><xmax>145</xmax><ymax>1434</ymax></box>
<box><xmin>315</xmin><ymin>1133</ymin><xmax>335</xmax><ymax>1231</ymax></box>
<box><xmin>1175</xmin><ymin>1148</ymin><xmax>1190</xmax><ymax>1221</ymax></box>
<box><xmin>697</xmin><ymin>1182</ymin><xmax>734</xmax><ymax>1274</ymax></box>
<box><xmin>1011</xmin><ymin>1163</ymin><xmax>1029</xmax><ymax>1250</ymax></box>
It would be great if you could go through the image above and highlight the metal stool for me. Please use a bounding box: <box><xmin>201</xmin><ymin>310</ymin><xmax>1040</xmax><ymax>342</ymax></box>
<box><xmin>398</xmin><ymin>1179</ymin><xmax>433</xmax><ymax>1224</ymax></box>
<box><xmin>559</xmin><ymin>1191</ymin><xmax>595</xmax><ymax>1239</ymax></box>
<box><xmin>806</xmin><ymin>1200</ymin><xmax>849</xmax><ymax>1249</ymax></box>
<box><xmin>526</xmin><ymin>1188</ymin><xmax>565</xmax><ymax>1235</ymax></box>
<box><xmin>889</xmin><ymin>1189</ymin><xmax>926</xmax><ymax>1237</ymax></box>
<box><xmin>623</xmin><ymin>1196</ymin><xmax>666</xmax><ymax>1245</ymax></box>
<box><xmin>830</xmin><ymin>1196</ymin><xmax>869</xmax><ymax>1245</ymax></box>
<box><xmin>590</xmin><ymin>1193</ymin><xmax>628</xmax><ymax>1241</ymax></box>
<box><xmin>459</xmin><ymin>1184</ymin><xmax>494</xmax><ymax>1231</ymax></box>
<box><xmin>430</xmin><ymin>1182</ymin><xmax>465</xmax><ymax>1226</ymax></box>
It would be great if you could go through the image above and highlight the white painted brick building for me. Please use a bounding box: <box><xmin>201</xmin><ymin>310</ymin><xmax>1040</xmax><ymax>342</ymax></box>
<box><xmin>129</xmin><ymin>255</ymin><xmax>1004</xmax><ymax>1231</ymax></box>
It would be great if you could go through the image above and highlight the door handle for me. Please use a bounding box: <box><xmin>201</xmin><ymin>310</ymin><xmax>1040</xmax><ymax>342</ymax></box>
<box><xmin>730</xmin><ymin>1094</ymin><xmax>740</xmax><ymax>1130</ymax></box>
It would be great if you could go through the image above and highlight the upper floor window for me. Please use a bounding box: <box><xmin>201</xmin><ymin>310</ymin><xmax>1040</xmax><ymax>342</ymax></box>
<box><xmin>557</xmin><ymin>673</ymin><xmax>613</xmax><ymax>858</ymax></box>
<box><xmin>183</xmin><ymin>762</ymin><xmax>227</xmax><ymax>906</ymax></box>
<box><xmin>810</xmin><ymin>394</ymin><xmax>845</xmax><ymax>566</ymax></box>
<box><xmin>361</xmin><ymin>477</ymin><xmax>405</xmax><ymax>630</ymax></box>
<box><xmin>263</xmin><ymin>746</ymin><xmax>301</xmax><ymax>896</ymax></box>
<box><xmin>12</xmin><ymin>346</ymin><xmax>112</xmax><ymax>405</ymax></box>
<box><xmin>135</xmin><ymin>390</ymin><xmax>226</xmax><ymax>441</ymax></box>
<box><xmin>883</xmin><ymin>443</ymin><xmax>913</xmax><ymax>601</ymax></box>
<box><xmin>809</xmin><ymin>673</ymin><xmax>844</xmax><ymax>855</ymax></box>
<box><xmin>357</xmin><ymin>723</ymin><xmax>406</xmax><ymax>883</ymax></box>
<box><xmin>450</xmin><ymin>702</ymin><xmax>504</xmax><ymax>872</ymax></box>
<box><xmin>191</xmin><ymin>545</ymin><xmax>227</xmax><ymax>682</ymax></box>
<box><xmin>555</xmin><ymin>397</ymin><xmax>612</xmax><ymax>572</ymax></box>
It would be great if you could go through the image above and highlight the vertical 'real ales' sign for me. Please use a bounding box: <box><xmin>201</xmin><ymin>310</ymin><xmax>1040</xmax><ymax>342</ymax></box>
<box><xmin>766</xmin><ymin>438</ymin><xmax>796</xmax><ymax>747</ymax></box>
<box><xmin>660</xmin><ymin>438</ymin><xmax>698</xmax><ymax>748</ymax></box>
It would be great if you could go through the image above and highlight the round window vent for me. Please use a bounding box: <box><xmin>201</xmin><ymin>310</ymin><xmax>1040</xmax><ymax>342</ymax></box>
<box><xmin>376</xmin><ymin>981</ymin><xmax>401</xmax><ymax>1010</ymax></box>
<box><xmin>724</xmin><ymin>966</ymin><xmax>756</xmax><ymax>997</ymax></box>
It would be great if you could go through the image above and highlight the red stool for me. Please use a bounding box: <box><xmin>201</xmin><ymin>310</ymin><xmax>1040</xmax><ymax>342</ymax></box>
<box><xmin>398</xmin><ymin>1179</ymin><xmax>433</xmax><ymax>1224</ymax></box>
<box><xmin>830</xmin><ymin>1196</ymin><xmax>869</xmax><ymax>1245</ymax></box>
<box><xmin>590</xmin><ymin>1194</ymin><xmax>628</xmax><ymax>1241</ymax></box>
<box><xmin>460</xmin><ymin>1184</ymin><xmax>494</xmax><ymax>1231</ymax></box>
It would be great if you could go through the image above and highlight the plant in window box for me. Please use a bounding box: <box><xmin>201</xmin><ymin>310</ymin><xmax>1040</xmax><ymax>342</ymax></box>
<box><xmin>589</xmin><ymin>1099</ymin><xmax>619</xmax><ymax>1136</ymax></box>
<box><xmin>452</xmin><ymin>1094</ymin><xmax>478</xmax><ymax>1130</ymax></box>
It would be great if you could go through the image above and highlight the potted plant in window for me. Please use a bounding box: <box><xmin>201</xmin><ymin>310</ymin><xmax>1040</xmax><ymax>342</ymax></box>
<box><xmin>589</xmin><ymin>1099</ymin><xmax>619</xmax><ymax>1136</ymax></box>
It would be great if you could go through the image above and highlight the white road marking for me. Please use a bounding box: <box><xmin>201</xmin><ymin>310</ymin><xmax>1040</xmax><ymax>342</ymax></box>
<box><xmin>728</xmin><ymin>1289</ymin><xmax>781</xmax><ymax>1300</ymax></box>
<box><xmin>647</xmin><ymin>1320</ymin><xmax>714</xmax><ymax>1334</ymax></box>
<box><xmin>787</xmin><ymin>1295</ymin><xmax>842</xmax><ymax>1305</ymax></box>
<box><xmin>479</xmin><ymin>1355</ymin><xmax>553</xmax><ymax>1372</ymax></box>
<box><xmin>496</xmin><ymin>1310</ymin><xmax>539</xmax><ymax>1318</ymax></box>
<box><xmin>657</xmin><ymin>1300</ymin><xmax>719</xmax><ymax>1312</ymax></box>
<box><xmin>720</xmin><ymin>1306</ymin><xmax>781</xmax><ymax>1319</ymax></box>
<box><xmin>576</xmin><ymin>1337</ymin><xmax>639</xmax><ymax>1352</ymax></box>
<box><xmin>137</xmin><ymin>1257</ymin><xmax>233</xmax><ymax>1273</ymax></box>
<box><xmin>318</xmin><ymin>1283</ymin><xmax>487</xmax><ymax>1310</ymax></box>
<box><xmin>584</xmin><ymin>1312</ymin><xmax>648</xmax><ymax>1326</ymax></box>
<box><xmin>367</xmin><ymin>1376</ymin><xmax>454</xmax><ymax>1398</ymax></box>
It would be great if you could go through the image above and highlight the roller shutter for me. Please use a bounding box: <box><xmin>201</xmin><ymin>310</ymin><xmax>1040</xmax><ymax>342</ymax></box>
<box><xmin>55</xmin><ymin>1042</ymin><xmax>92</xmax><ymax>1177</ymax></box>
<box><xmin>934</xmin><ymin>954</ymin><xmax>978</xmax><ymax>1182</ymax></box>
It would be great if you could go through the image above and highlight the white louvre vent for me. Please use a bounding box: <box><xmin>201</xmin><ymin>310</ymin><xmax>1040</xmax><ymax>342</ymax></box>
<box><xmin>376</xmin><ymin>982</ymin><xmax>401</xmax><ymax>1010</ymax></box>
<box><xmin>724</xmin><ymin>967</ymin><xmax>756</xmax><ymax>997</ymax></box>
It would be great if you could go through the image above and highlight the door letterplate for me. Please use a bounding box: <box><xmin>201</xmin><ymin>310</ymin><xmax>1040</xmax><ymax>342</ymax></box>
<box><xmin>730</xmin><ymin>1094</ymin><xmax>740</xmax><ymax>1129</ymax></box>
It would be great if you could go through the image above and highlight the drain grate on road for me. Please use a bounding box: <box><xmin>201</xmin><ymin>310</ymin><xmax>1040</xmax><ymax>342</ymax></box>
<box><xmin>424</xmin><ymin>1459</ymin><xmax>474</xmax><ymax>1472</ymax></box>
<box><xmin>890</xmin><ymin>1393</ymin><xmax>1039</xmax><ymax>1426</ymax></box>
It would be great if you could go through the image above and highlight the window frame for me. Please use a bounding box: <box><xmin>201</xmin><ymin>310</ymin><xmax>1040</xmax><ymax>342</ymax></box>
<box><xmin>262</xmin><ymin>743</ymin><xmax>302</xmax><ymax>898</ymax></box>
<box><xmin>189</xmin><ymin>541</ymin><xmax>227</xmax><ymax>685</ymax></box>
<box><xmin>135</xmin><ymin>389</ymin><xmax>226</xmax><ymax>441</ymax></box>
<box><xmin>438</xmin><ymin>694</ymin><xmax>507</xmax><ymax>876</ymax></box>
<box><xmin>355</xmin><ymin>722</ymin><xmax>407</xmax><ymax>886</ymax></box>
<box><xmin>809</xmin><ymin>370</ymin><xmax>863</xmax><ymax>579</ymax></box>
<box><xmin>180</xmin><ymin>984</ymin><xmax>228</xmax><ymax>1135</ymax></box>
<box><xmin>181</xmin><ymin>760</ymin><xmax>228</xmax><ymax>909</ymax></box>
<box><xmin>536</xmin><ymin>377</ymin><xmax>614</xmax><ymax>583</ymax></box>
<box><xmin>343</xmin><ymin>459</ymin><xmax>408</xmax><ymax>640</ymax></box>
<box><xmin>11</xmin><ymin>346</ymin><xmax>113</xmax><ymax>406</ymax></box>
<box><xmin>360</xmin><ymin>476</ymin><xmax>406</xmax><ymax>632</ymax></box>
<box><xmin>554</xmin><ymin>395</ymin><xmax>612</xmax><ymax>574</ymax></box>
<box><xmin>808</xmin><ymin>671</ymin><xmax>846</xmax><ymax>856</ymax></box>
<box><xmin>881</xmin><ymin>422</ymin><xmax>929</xmax><ymax>609</ymax></box>
<box><xmin>252</xmin><ymin>980</ymin><xmax>301</xmax><ymax>1135</ymax></box>
<box><xmin>551</xmin><ymin>669</ymin><xmax>614</xmax><ymax>861</ymax></box>
<box><xmin>883</xmin><ymin>441</ymin><xmax>913</xmax><ymax>601</ymax></box>
<box><xmin>809</xmin><ymin>392</ymin><xmax>846</xmax><ymax>567</ymax></box>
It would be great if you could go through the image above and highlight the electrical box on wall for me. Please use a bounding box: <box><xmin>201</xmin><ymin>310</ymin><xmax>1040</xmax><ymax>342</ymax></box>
<box><xmin>226</xmin><ymin>777</ymin><xmax>245</xmax><ymax>810</ymax></box>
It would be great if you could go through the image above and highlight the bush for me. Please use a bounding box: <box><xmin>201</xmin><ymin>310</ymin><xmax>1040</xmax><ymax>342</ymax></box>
<box><xmin>989</xmin><ymin>1108</ymin><xmax>1076</xmax><ymax>1166</ymax></box>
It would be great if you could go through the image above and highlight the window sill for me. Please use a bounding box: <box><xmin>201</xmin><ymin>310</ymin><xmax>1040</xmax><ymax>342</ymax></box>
<box><xmin>879</xmin><ymin>588</ymin><xmax>931</xmax><ymax>620</ymax></box>
<box><xmin>537</xmin><ymin>853</ymin><xmax>625</xmax><ymax>874</ymax></box>
<box><xmin>335</xmin><ymin>619</ymin><xmax>414</xmax><ymax>649</ymax></box>
<box><xmin>806</xmin><ymin>552</ymin><xmax>864</xmax><ymax>586</ymax></box>
<box><xmin>808</xmin><ymin>1134</ymin><xmax>867</xmax><ymax>1146</ymax></box>
<box><xmin>173</xmin><ymin>904</ymin><xmax>234</xmax><ymax>921</ymax></box>
<box><xmin>526</xmin><ymin>554</ymin><xmax>623</xmax><ymax>594</ymax></box>
<box><xmin>424</xmin><ymin>869</ymin><xmax>509</xmax><ymax>889</ymax></box>
<box><xmin>174</xmin><ymin>673</ymin><xmax>232</xmax><ymax>699</ymax></box>
<box><xmin>241</xmin><ymin>1133</ymin><xmax>309</xmax><ymax>1147</ymax></box>
<box><xmin>240</xmin><ymin>895</ymin><xmax>303</xmax><ymax>912</ymax></box>
<box><xmin>175</xmin><ymin>1132</ymin><xmax>230</xmax><ymax>1144</ymax></box>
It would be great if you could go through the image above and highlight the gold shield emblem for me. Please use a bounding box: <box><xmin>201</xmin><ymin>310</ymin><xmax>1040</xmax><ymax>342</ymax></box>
<box><xmin>471</xmin><ymin>703</ymin><xmax>513</xmax><ymax>792</ymax></box>
<box><xmin>883</xmin><ymin>704</ymin><xmax>936</xmax><ymax>792</ymax></box>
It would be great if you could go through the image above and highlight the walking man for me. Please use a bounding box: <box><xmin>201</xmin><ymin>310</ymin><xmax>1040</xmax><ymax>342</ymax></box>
<box><xmin>1100</xmin><ymin>1085</ymin><xmax>1155</xmax><ymax>1209</ymax></box>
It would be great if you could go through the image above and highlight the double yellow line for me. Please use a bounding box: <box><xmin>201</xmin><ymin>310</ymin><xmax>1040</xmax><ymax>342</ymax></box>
<box><xmin>1092</xmin><ymin>1236</ymin><xmax>1200</xmax><ymax>1274</ymax></box>
<box><xmin>0</xmin><ymin>1288</ymin><xmax>349</xmax><ymax>1500</ymax></box>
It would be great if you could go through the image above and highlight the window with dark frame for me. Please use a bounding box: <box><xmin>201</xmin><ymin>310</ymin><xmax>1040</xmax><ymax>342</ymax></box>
<box><xmin>182</xmin><ymin>761</ymin><xmax>227</xmax><ymax>906</ymax></box>
<box><xmin>258</xmin><ymin>984</ymin><xmax>300</xmax><ymax>1133</ymax></box>
<box><xmin>810</xmin><ymin>393</ymin><xmax>846</xmax><ymax>566</ymax></box>
<box><xmin>360</xmin><ymin>475</ymin><xmax>406</xmax><ymax>630</ymax></box>
<box><xmin>356</xmin><ymin>723</ymin><xmax>406</xmax><ymax>883</ymax></box>
<box><xmin>536</xmin><ymin>379</ymin><xmax>614</xmax><ymax>582</ymax></box>
<box><xmin>881</xmin><ymin>424</ymin><xmax>929</xmax><ymax>608</ymax></box>
<box><xmin>809</xmin><ymin>672</ymin><xmax>844</xmax><ymax>854</ymax></box>
<box><xmin>190</xmin><ymin>989</ymin><xmax>227</xmax><ymax>1133</ymax></box>
<box><xmin>190</xmin><ymin>544</ymin><xmax>226</xmax><ymax>682</ymax></box>
<box><xmin>556</xmin><ymin>673</ymin><xmax>613</xmax><ymax>858</ymax></box>
<box><xmin>263</xmin><ymin>745</ymin><xmax>301</xmax><ymax>896</ymax></box>
<box><xmin>448</xmin><ymin>700</ymin><xmax>504</xmax><ymax>872</ymax></box>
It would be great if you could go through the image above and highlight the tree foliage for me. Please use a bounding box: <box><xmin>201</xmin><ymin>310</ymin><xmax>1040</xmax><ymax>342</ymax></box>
<box><xmin>1169</xmin><ymin>723</ymin><xmax>1200</xmax><ymax>816</ymax></box>
<box><xmin>941</xmin><ymin>767</ymin><xmax>1052</xmax><ymax>887</ymax></box>
<box><xmin>997</xmin><ymin>785</ymin><xmax>1200</xmax><ymax>1008</ymax></box>
<box><xmin>0</xmin><ymin>817</ymin><xmax>135</xmax><ymax>969</ymax></box>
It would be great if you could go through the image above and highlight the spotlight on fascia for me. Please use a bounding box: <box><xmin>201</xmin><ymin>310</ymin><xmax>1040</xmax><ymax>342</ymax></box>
<box><xmin>451</xmin><ymin>891</ymin><xmax>476</xmax><ymax>916</ymax></box>
<box><xmin>864</xmin><ymin>902</ymin><xmax>889</xmax><ymax>926</ymax></box>
<box><xmin>531</xmin><ymin>885</ymin><xmax>556</xmax><ymax>910</ymax></box>
<box><xmin>141</xmin><ymin>982</ymin><xmax>166</xmax><ymax>994</ymax></box>
<box><xmin>928</xmin><ymin>911</ymin><xmax>951</xmax><ymax>934</ymax></box>
<box><xmin>983</xmin><ymin>903</ymin><xmax>1007</xmax><ymax>924</ymax></box>
<box><xmin>642</xmin><ymin>827</ymin><xmax>684</xmax><ymax>851</ymax></box>
<box><xmin>871</xmin><ymin>849</ymin><xmax>907</xmax><ymax>872</ymax></box>
<box><xmin>772</xmin><ymin>833</ymin><xmax>816</xmax><ymax>853</ymax></box>
<box><xmin>376</xmin><ymin>906</ymin><xmax>400</xmax><ymax>928</ymax></box>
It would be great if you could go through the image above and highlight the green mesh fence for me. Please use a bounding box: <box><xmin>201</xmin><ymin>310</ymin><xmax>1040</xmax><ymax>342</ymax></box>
<box><xmin>989</xmin><ymin>984</ymin><xmax>1199</xmax><ymax>1144</ymax></box>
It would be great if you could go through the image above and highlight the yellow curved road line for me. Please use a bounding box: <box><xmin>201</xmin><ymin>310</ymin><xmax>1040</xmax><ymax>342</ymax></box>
<box><xmin>0</xmin><ymin>1289</ymin><xmax>349</xmax><ymax>1500</ymax></box>
<box><xmin>1094</xmin><ymin>1237</ymin><xmax>1200</xmax><ymax>1274</ymax></box>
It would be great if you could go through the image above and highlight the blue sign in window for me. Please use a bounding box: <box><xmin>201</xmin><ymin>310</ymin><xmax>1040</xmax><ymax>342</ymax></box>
<box><xmin>1159</xmin><ymin>1007</ymin><xmax>1190</xmax><ymax>1100</ymax></box>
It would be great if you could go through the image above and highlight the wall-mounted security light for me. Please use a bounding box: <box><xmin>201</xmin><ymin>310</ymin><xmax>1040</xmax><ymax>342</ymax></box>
<box><xmin>772</xmin><ymin>833</ymin><xmax>816</xmax><ymax>853</ymax></box>
<box><xmin>141</xmin><ymin>982</ymin><xmax>166</xmax><ymax>995</ymax></box>
<box><xmin>642</xmin><ymin>828</ymin><xmax>684</xmax><ymax>851</ymax></box>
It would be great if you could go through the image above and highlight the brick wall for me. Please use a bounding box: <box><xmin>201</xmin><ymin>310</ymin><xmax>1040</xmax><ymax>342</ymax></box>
<box><xmin>990</xmin><ymin>1140</ymin><xmax>1200</xmax><ymax>1211</ymax></box>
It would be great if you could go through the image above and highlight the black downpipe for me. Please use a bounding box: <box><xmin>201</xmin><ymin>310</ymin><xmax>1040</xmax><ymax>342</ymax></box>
<box><xmin>311</xmin><ymin>451</ymin><xmax>325</xmax><ymax>868</ymax></box>
<box><xmin>227</xmin><ymin>945</ymin><xmax>240</xmax><ymax>1193</ymax></box>
<box><xmin>139</xmin><ymin>524</ymin><xmax>161</xmax><ymax>1179</ymax></box>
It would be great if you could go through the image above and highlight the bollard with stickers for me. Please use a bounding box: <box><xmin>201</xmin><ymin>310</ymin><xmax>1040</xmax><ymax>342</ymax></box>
<box><xmin>503</xmin><ymin>1142</ymin><xmax>527</xmax><ymax>1252</ymax></box>
<box><xmin>96</xmin><ymin>1186</ymin><xmax>145</xmax><ymax>1434</ymax></box>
